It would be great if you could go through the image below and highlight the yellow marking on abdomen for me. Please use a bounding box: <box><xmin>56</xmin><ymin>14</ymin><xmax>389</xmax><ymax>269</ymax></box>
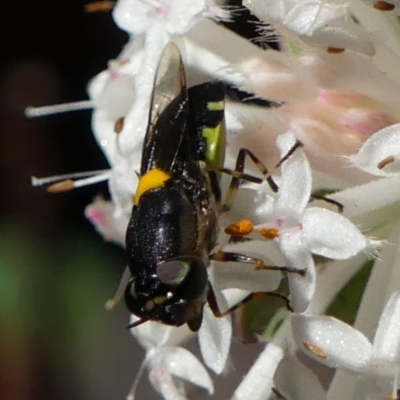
<box><xmin>134</xmin><ymin>169</ymin><xmax>170</xmax><ymax>205</ymax></box>
<box><xmin>207</xmin><ymin>100</ymin><xmax>224</xmax><ymax>111</ymax></box>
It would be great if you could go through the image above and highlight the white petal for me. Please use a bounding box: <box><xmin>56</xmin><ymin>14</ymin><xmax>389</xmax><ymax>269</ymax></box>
<box><xmin>160</xmin><ymin>346</ymin><xmax>214</xmax><ymax>394</ymax></box>
<box><xmin>84</xmin><ymin>198</ymin><xmax>128</xmax><ymax>246</ymax></box>
<box><xmin>148</xmin><ymin>364</ymin><xmax>186</xmax><ymax>400</ymax></box>
<box><xmin>308</xmin><ymin>23</ymin><xmax>375</xmax><ymax>55</ymax></box>
<box><xmin>303</xmin><ymin>208</ymin><xmax>368</xmax><ymax>258</ymax></box>
<box><xmin>112</xmin><ymin>0</ymin><xmax>152</xmax><ymax>34</ymax></box>
<box><xmin>280</xmin><ymin>230</ymin><xmax>316</xmax><ymax>313</ymax></box>
<box><xmin>274</xmin><ymin>356</ymin><xmax>326</xmax><ymax>400</ymax></box>
<box><xmin>331</xmin><ymin>177</ymin><xmax>400</xmax><ymax>219</ymax></box>
<box><xmin>276</xmin><ymin>132</ymin><xmax>312</xmax><ymax>216</ymax></box>
<box><xmin>198</xmin><ymin>305</ymin><xmax>232</xmax><ymax>374</ymax></box>
<box><xmin>292</xmin><ymin>314</ymin><xmax>373</xmax><ymax>372</ymax></box>
<box><xmin>166</xmin><ymin>0</ymin><xmax>207</xmax><ymax>34</ymax></box>
<box><xmin>373</xmin><ymin>291</ymin><xmax>400</xmax><ymax>363</ymax></box>
<box><xmin>130</xmin><ymin>317</ymin><xmax>192</xmax><ymax>349</ymax></box>
<box><xmin>349</xmin><ymin>123</ymin><xmax>400</xmax><ymax>176</ymax></box>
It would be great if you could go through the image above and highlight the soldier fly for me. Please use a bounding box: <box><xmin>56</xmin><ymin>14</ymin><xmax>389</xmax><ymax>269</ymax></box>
<box><xmin>124</xmin><ymin>43</ymin><xmax>227</xmax><ymax>332</ymax></box>
<box><xmin>123</xmin><ymin>43</ymin><xmax>307</xmax><ymax>332</ymax></box>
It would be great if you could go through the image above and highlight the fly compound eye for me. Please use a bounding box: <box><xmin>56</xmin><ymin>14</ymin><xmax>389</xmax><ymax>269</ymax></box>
<box><xmin>156</xmin><ymin>259</ymin><xmax>190</xmax><ymax>286</ymax></box>
<box><xmin>157</xmin><ymin>257</ymin><xmax>208</xmax><ymax>300</ymax></box>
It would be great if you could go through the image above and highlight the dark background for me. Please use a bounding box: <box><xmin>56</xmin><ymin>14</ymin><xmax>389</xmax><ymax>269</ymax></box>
<box><xmin>0</xmin><ymin>1</ymin><xmax>266</xmax><ymax>399</ymax></box>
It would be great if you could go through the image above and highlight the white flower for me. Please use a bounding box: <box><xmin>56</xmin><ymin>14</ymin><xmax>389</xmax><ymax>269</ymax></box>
<box><xmin>129</xmin><ymin>317</ymin><xmax>213</xmax><ymax>400</ymax></box>
<box><xmin>245</xmin><ymin>0</ymin><xmax>375</xmax><ymax>55</ymax></box>
<box><xmin>349</xmin><ymin>123</ymin><xmax>400</xmax><ymax>177</ymax></box>
<box><xmin>229</xmin><ymin>132</ymin><xmax>375</xmax><ymax>312</ymax></box>
<box><xmin>292</xmin><ymin>291</ymin><xmax>400</xmax><ymax>399</ymax></box>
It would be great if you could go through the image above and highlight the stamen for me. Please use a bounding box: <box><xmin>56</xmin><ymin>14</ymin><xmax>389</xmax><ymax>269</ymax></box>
<box><xmin>105</xmin><ymin>266</ymin><xmax>131</xmax><ymax>310</ymax></box>
<box><xmin>46</xmin><ymin>173</ymin><xmax>111</xmax><ymax>192</ymax></box>
<box><xmin>126</xmin><ymin>354</ymin><xmax>150</xmax><ymax>400</ymax></box>
<box><xmin>32</xmin><ymin>169</ymin><xmax>110</xmax><ymax>187</ymax></box>
<box><xmin>24</xmin><ymin>100</ymin><xmax>94</xmax><ymax>119</ymax></box>
<box><xmin>84</xmin><ymin>1</ymin><xmax>115</xmax><ymax>12</ymax></box>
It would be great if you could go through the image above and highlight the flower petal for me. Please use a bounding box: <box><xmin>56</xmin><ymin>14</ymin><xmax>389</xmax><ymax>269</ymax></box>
<box><xmin>85</xmin><ymin>198</ymin><xmax>128</xmax><ymax>246</ymax></box>
<box><xmin>292</xmin><ymin>314</ymin><xmax>373</xmax><ymax>372</ymax></box>
<box><xmin>276</xmin><ymin>132</ymin><xmax>312</xmax><ymax>216</ymax></box>
<box><xmin>349</xmin><ymin>123</ymin><xmax>400</xmax><ymax>176</ymax></box>
<box><xmin>130</xmin><ymin>316</ymin><xmax>193</xmax><ymax>349</ymax></box>
<box><xmin>198</xmin><ymin>304</ymin><xmax>232</xmax><ymax>374</ymax></box>
<box><xmin>373</xmin><ymin>291</ymin><xmax>400</xmax><ymax>363</ymax></box>
<box><xmin>280</xmin><ymin>230</ymin><xmax>316</xmax><ymax>313</ymax></box>
<box><xmin>160</xmin><ymin>346</ymin><xmax>214</xmax><ymax>394</ymax></box>
<box><xmin>148</xmin><ymin>364</ymin><xmax>186</xmax><ymax>400</ymax></box>
<box><xmin>303</xmin><ymin>207</ymin><xmax>368</xmax><ymax>258</ymax></box>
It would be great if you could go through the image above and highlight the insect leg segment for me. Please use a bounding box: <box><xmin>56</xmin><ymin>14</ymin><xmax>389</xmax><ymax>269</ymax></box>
<box><xmin>216</xmin><ymin>140</ymin><xmax>304</xmax><ymax>213</ymax></box>
<box><xmin>207</xmin><ymin>282</ymin><xmax>293</xmax><ymax>317</ymax></box>
<box><xmin>210</xmin><ymin>250</ymin><xmax>306</xmax><ymax>276</ymax></box>
<box><xmin>310</xmin><ymin>194</ymin><xmax>344</xmax><ymax>213</ymax></box>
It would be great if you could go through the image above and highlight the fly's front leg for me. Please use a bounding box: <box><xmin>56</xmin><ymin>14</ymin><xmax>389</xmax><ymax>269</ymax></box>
<box><xmin>211</xmin><ymin>250</ymin><xmax>305</xmax><ymax>276</ymax></box>
<box><xmin>207</xmin><ymin>281</ymin><xmax>293</xmax><ymax>317</ymax></box>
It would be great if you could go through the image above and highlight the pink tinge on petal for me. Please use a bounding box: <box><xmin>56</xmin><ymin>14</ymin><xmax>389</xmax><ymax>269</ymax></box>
<box><xmin>84</xmin><ymin>198</ymin><xmax>127</xmax><ymax>245</ymax></box>
<box><xmin>85</xmin><ymin>205</ymin><xmax>106</xmax><ymax>226</ymax></box>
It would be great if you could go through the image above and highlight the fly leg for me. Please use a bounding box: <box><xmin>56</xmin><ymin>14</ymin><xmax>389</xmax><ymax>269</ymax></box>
<box><xmin>207</xmin><ymin>281</ymin><xmax>293</xmax><ymax>317</ymax></box>
<box><xmin>211</xmin><ymin>250</ymin><xmax>305</xmax><ymax>276</ymax></box>
<box><xmin>206</xmin><ymin>140</ymin><xmax>303</xmax><ymax>213</ymax></box>
<box><xmin>310</xmin><ymin>193</ymin><xmax>344</xmax><ymax>213</ymax></box>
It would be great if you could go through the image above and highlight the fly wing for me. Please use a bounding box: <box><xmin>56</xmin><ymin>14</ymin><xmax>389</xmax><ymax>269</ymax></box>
<box><xmin>140</xmin><ymin>43</ymin><xmax>188</xmax><ymax>175</ymax></box>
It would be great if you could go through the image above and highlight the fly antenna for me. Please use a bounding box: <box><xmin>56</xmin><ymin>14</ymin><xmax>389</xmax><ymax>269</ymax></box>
<box><xmin>127</xmin><ymin>318</ymin><xmax>148</xmax><ymax>329</ymax></box>
<box><xmin>25</xmin><ymin>100</ymin><xmax>94</xmax><ymax>119</ymax></box>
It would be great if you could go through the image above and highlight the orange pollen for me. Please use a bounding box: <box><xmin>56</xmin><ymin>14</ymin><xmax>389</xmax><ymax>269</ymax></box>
<box><xmin>225</xmin><ymin>219</ymin><xmax>254</xmax><ymax>236</ymax></box>
<box><xmin>47</xmin><ymin>179</ymin><xmax>74</xmax><ymax>193</ymax></box>
<box><xmin>373</xmin><ymin>0</ymin><xmax>395</xmax><ymax>10</ymax></box>
<box><xmin>258</xmin><ymin>227</ymin><xmax>280</xmax><ymax>240</ymax></box>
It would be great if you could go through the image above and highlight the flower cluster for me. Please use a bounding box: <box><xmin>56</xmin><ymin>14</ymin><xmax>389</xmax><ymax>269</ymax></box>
<box><xmin>31</xmin><ymin>0</ymin><xmax>400</xmax><ymax>398</ymax></box>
